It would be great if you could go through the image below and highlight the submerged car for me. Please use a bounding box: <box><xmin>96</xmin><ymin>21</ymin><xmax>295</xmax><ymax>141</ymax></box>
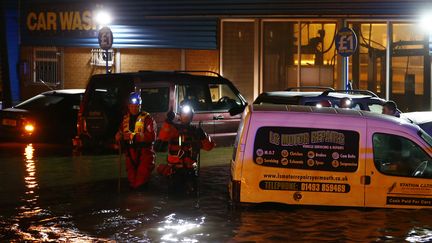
<box><xmin>0</xmin><ymin>89</ymin><xmax>84</xmax><ymax>143</ymax></box>
<box><xmin>401</xmin><ymin>111</ymin><xmax>432</xmax><ymax>137</ymax></box>
<box><xmin>253</xmin><ymin>87</ymin><xmax>388</xmax><ymax>113</ymax></box>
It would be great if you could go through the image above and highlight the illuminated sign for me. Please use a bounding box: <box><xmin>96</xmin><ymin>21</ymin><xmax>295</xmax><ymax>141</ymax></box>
<box><xmin>26</xmin><ymin>11</ymin><xmax>96</xmax><ymax>32</ymax></box>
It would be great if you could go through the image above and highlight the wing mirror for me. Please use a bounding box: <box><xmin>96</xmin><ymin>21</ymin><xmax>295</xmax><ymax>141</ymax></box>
<box><xmin>229</xmin><ymin>103</ymin><xmax>247</xmax><ymax>116</ymax></box>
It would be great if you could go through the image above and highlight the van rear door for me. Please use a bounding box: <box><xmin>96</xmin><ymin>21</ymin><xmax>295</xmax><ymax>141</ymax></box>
<box><xmin>365</xmin><ymin>127</ymin><xmax>432</xmax><ymax>208</ymax></box>
<box><xmin>84</xmin><ymin>75</ymin><xmax>134</xmax><ymax>139</ymax></box>
<box><xmin>240</xmin><ymin>113</ymin><xmax>366</xmax><ymax>207</ymax></box>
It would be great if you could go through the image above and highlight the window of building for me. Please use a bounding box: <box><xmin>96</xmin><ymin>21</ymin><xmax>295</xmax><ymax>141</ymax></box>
<box><xmin>221</xmin><ymin>21</ymin><xmax>256</xmax><ymax>103</ymax></box>
<box><xmin>262</xmin><ymin>21</ymin><xmax>336</xmax><ymax>92</ymax></box>
<box><xmin>33</xmin><ymin>47</ymin><xmax>63</xmax><ymax>86</ymax></box>
<box><xmin>348</xmin><ymin>23</ymin><xmax>387</xmax><ymax>96</ymax></box>
<box><xmin>373</xmin><ymin>133</ymin><xmax>432</xmax><ymax>178</ymax></box>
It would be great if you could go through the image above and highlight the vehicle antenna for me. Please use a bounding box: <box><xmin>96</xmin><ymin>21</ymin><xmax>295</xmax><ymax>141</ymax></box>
<box><xmin>39</xmin><ymin>79</ymin><xmax>55</xmax><ymax>92</ymax></box>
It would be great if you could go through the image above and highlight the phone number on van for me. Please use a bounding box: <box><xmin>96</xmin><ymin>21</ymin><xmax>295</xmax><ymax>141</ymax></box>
<box><xmin>259</xmin><ymin>180</ymin><xmax>350</xmax><ymax>193</ymax></box>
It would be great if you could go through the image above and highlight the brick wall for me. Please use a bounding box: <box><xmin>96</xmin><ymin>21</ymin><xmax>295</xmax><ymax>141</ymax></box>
<box><xmin>63</xmin><ymin>48</ymin><xmax>106</xmax><ymax>89</ymax></box>
<box><xmin>120</xmin><ymin>49</ymin><xmax>182</xmax><ymax>72</ymax></box>
<box><xmin>185</xmin><ymin>50</ymin><xmax>219</xmax><ymax>72</ymax></box>
<box><xmin>19</xmin><ymin>47</ymin><xmax>220</xmax><ymax>100</ymax></box>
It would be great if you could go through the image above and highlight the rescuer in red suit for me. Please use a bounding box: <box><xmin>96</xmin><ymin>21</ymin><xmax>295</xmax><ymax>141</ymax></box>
<box><xmin>115</xmin><ymin>92</ymin><xmax>156</xmax><ymax>190</ymax></box>
<box><xmin>156</xmin><ymin>105</ymin><xmax>215</xmax><ymax>193</ymax></box>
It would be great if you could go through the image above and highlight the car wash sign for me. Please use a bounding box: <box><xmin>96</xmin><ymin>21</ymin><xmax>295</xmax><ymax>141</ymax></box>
<box><xmin>21</xmin><ymin>2</ymin><xmax>105</xmax><ymax>45</ymax></box>
<box><xmin>335</xmin><ymin>27</ymin><xmax>358</xmax><ymax>57</ymax></box>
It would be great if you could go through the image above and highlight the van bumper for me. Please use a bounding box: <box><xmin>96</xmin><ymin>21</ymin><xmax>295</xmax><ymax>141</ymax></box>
<box><xmin>228</xmin><ymin>178</ymin><xmax>241</xmax><ymax>203</ymax></box>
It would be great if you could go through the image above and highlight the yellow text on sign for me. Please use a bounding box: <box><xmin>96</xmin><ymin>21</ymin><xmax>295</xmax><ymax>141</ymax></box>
<box><xmin>26</xmin><ymin>11</ymin><xmax>97</xmax><ymax>31</ymax></box>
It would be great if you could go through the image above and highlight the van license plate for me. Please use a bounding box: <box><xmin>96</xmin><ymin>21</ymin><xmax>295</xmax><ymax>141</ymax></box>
<box><xmin>2</xmin><ymin>119</ymin><xmax>17</xmax><ymax>127</ymax></box>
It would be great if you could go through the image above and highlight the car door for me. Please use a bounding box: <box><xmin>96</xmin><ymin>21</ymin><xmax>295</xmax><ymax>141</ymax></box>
<box><xmin>365</xmin><ymin>127</ymin><xmax>432</xmax><ymax>208</ymax></box>
<box><xmin>207</xmin><ymin>83</ymin><xmax>243</xmax><ymax>146</ymax></box>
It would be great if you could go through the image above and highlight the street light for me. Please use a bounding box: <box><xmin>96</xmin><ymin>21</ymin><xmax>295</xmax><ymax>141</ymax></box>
<box><xmin>419</xmin><ymin>11</ymin><xmax>432</xmax><ymax>33</ymax></box>
<box><xmin>94</xmin><ymin>10</ymin><xmax>112</xmax><ymax>27</ymax></box>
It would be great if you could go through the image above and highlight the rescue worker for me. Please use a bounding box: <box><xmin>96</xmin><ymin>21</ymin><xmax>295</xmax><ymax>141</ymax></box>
<box><xmin>156</xmin><ymin>105</ymin><xmax>215</xmax><ymax>194</ymax></box>
<box><xmin>115</xmin><ymin>92</ymin><xmax>156</xmax><ymax>190</ymax></box>
<box><xmin>382</xmin><ymin>100</ymin><xmax>401</xmax><ymax>117</ymax></box>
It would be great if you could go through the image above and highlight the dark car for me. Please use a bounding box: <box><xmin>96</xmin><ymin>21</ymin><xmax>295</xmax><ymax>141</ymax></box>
<box><xmin>253</xmin><ymin>87</ymin><xmax>388</xmax><ymax>113</ymax></box>
<box><xmin>0</xmin><ymin>89</ymin><xmax>84</xmax><ymax>143</ymax></box>
<box><xmin>401</xmin><ymin>112</ymin><xmax>432</xmax><ymax>137</ymax></box>
<box><xmin>75</xmin><ymin>71</ymin><xmax>247</xmax><ymax>150</ymax></box>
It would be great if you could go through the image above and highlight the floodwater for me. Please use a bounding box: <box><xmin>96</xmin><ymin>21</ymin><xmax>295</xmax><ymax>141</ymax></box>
<box><xmin>0</xmin><ymin>143</ymin><xmax>432</xmax><ymax>242</ymax></box>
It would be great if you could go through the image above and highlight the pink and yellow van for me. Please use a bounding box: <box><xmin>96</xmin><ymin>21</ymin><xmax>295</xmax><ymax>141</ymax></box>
<box><xmin>229</xmin><ymin>104</ymin><xmax>432</xmax><ymax>208</ymax></box>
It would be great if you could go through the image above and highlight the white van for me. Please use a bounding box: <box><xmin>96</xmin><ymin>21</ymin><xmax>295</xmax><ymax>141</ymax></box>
<box><xmin>229</xmin><ymin>104</ymin><xmax>432</xmax><ymax>209</ymax></box>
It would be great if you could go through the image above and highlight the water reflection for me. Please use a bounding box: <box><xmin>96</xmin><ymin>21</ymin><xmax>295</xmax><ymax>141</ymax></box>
<box><xmin>158</xmin><ymin>213</ymin><xmax>205</xmax><ymax>242</ymax></box>
<box><xmin>406</xmin><ymin>227</ymin><xmax>432</xmax><ymax>242</ymax></box>
<box><xmin>1</xmin><ymin>148</ymin><xmax>431</xmax><ymax>242</ymax></box>
<box><xmin>20</xmin><ymin>143</ymin><xmax>40</xmax><ymax>218</ymax></box>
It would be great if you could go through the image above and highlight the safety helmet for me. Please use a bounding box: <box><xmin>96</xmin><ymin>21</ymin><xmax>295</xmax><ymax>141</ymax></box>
<box><xmin>129</xmin><ymin>92</ymin><xmax>142</xmax><ymax>105</ymax></box>
<box><xmin>316</xmin><ymin>100</ymin><xmax>332</xmax><ymax>108</ymax></box>
<box><xmin>340</xmin><ymin>97</ymin><xmax>353</xmax><ymax>109</ymax></box>
<box><xmin>179</xmin><ymin>105</ymin><xmax>194</xmax><ymax>121</ymax></box>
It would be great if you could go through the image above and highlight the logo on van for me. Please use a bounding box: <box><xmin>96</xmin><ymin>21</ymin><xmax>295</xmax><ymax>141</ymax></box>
<box><xmin>256</xmin><ymin>149</ymin><xmax>264</xmax><ymax>157</ymax></box>
<box><xmin>253</xmin><ymin>127</ymin><xmax>359</xmax><ymax>172</ymax></box>
<box><xmin>256</xmin><ymin>157</ymin><xmax>264</xmax><ymax>165</ymax></box>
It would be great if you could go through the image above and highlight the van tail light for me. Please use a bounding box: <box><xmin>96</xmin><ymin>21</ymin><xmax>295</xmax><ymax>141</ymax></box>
<box><xmin>77</xmin><ymin>111</ymin><xmax>88</xmax><ymax>135</ymax></box>
<box><xmin>231</xmin><ymin>179</ymin><xmax>241</xmax><ymax>203</ymax></box>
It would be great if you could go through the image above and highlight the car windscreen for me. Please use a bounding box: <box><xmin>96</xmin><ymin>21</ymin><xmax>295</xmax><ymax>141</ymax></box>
<box><xmin>419</xmin><ymin>122</ymin><xmax>432</xmax><ymax>139</ymax></box>
<box><xmin>140</xmin><ymin>87</ymin><xmax>169</xmax><ymax>112</ymax></box>
<box><xmin>15</xmin><ymin>94</ymin><xmax>64</xmax><ymax>110</ymax></box>
<box><xmin>367</xmin><ymin>103</ymin><xmax>384</xmax><ymax>113</ymax></box>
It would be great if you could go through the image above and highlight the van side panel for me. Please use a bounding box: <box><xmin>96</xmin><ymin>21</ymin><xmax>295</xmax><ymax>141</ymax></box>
<box><xmin>239</xmin><ymin>112</ymin><xmax>366</xmax><ymax>207</ymax></box>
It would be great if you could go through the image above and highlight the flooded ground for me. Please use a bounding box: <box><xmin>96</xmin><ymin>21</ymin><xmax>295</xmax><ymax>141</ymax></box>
<box><xmin>0</xmin><ymin>143</ymin><xmax>432</xmax><ymax>242</ymax></box>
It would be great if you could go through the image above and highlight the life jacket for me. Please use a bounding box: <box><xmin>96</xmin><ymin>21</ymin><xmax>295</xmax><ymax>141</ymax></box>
<box><xmin>122</xmin><ymin>111</ymin><xmax>152</xmax><ymax>145</ymax></box>
<box><xmin>167</xmin><ymin>124</ymin><xmax>200</xmax><ymax>167</ymax></box>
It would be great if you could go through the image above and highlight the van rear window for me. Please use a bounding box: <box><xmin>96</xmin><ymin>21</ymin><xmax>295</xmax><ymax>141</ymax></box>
<box><xmin>253</xmin><ymin>127</ymin><xmax>359</xmax><ymax>172</ymax></box>
<box><xmin>140</xmin><ymin>87</ymin><xmax>169</xmax><ymax>112</ymax></box>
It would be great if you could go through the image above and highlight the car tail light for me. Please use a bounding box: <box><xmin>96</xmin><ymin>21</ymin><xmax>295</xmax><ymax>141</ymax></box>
<box><xmin>22</xmin><ymin>119</ymin><xmax>35</xmax><ymax>135</ymax></box>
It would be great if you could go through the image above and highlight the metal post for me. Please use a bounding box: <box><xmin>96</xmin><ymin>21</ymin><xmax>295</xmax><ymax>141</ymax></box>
<box><xmin>105</xmin><ymin>49</ymin><xmax>109</xmax><ymax>74</ymax></box>
<box><xmin>345</xmin><ymin>56</ymin><xmax>349</xmax><ymax>90</ymax></box>
<box><xmin>385</xmin><ymin>21</ymin><xmax>391</xmax><ymax>100</ymax></box>
<box><xmin>297</xmin><ymin>21</ymin><xmax>301</xmax><ymax>87</ymax></box>
<box><xmin>115</xmin><ymin>48</ymin><xmax>121</xmax><ymax>73</ymax></box>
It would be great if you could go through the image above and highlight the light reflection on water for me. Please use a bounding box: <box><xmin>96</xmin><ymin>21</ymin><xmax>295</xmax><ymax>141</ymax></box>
<box><xmin>157</xmin><ymin>213</ymin><xmax>205</xmax><ymax>242</ymax></box>
<box><xmin>21</xmin><ymin>144</ymin><xmax>39</xmax><ymax>217</ymax></box>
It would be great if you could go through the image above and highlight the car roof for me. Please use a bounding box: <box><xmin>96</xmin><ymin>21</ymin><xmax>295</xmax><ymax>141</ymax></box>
<box><xmin>90</xmin><ymin>71</ymin><xmax>232</xmax><ymax>84</ymax></box>
<box><xmin>257</xmin><ymin>91</ymin><xmax>376</xmax><ymax>99</ymax></box>
<box><xmin>401</xmin><ymin>111</ymin><xmax>432</xmax><ymax>124</ymax></box>
<box><xmin>250</xmin><ymin>104</ymin><xmax>419</xmax><ymax>133</ymax></box>
<box><xmin>41</xmin><ymin>89</ymin><xmax>86</xmax><ymax>95</ymax></box>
